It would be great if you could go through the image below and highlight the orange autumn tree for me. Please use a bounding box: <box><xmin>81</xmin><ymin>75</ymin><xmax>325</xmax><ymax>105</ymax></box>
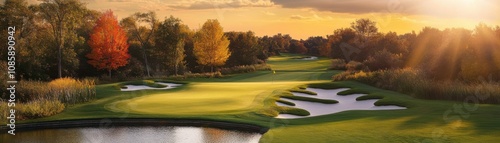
<box><xmin>87</xmin><ymin>10</ymin><xmax>130</xmax><ymax>77</ymax></box>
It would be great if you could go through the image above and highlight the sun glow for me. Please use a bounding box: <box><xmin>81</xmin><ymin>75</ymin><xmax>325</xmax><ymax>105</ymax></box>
<box><xmin>416</xmin><ymin>0</ymin><xmax>497</xmax><ymax>20</ymax></box>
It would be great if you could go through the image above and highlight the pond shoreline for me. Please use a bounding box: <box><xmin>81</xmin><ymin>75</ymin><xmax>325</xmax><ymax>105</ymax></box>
<box><xmin>0</xmin><ymin>118</ymin><xmax>269</xmax><ymax>134</ymax></box>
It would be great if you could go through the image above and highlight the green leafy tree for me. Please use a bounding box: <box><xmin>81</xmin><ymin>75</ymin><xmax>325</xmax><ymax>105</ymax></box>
<box><xmin>154</xmin><ymin>16</ymin><xmax>188</xmax><ymax>75</ymax></box>
<box><xmin>351</xmin><ymin>18</ymin><xmax>378</xmax><ymax>41</ymax></box>
<box><xmin>289</xmin><ymin>40</ymin><xmax>308</xmax><ymax>54</ymax></box>
<box><xmin>120</xmin><ymin>11</ymin><xmax>158</xmax><ymax>77</ymax></box>
<box><xmin>39</xmin><ymin>0</ymin><xmax>86</xmax><ymax>78</ymax></box>
<box><xmin>304</xmin><ymin>36</ymin><xmax>327</xmax><ymax>56</ymax></box>
<box><xmin>225</xmin><ymin>31</ymin><xmax>262</xmax><ymax>66</ymax></box>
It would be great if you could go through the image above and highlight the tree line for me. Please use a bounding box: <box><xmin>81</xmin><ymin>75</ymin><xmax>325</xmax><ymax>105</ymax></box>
<box><xmin>0</xmin><ymin>0</ymin><xmax>274</xmax><ymax>80</ymax></box>
<box><xmin>326</xmin><ymin>19</ymin><xmax>500</xmax><ymax>82</ymax></box>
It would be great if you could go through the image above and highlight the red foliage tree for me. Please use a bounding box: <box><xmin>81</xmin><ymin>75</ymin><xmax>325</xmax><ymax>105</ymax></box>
<box><xmin>87</xmin><ymin>10</ymin><xmax>130</xmax><ymax>77</ymax></box>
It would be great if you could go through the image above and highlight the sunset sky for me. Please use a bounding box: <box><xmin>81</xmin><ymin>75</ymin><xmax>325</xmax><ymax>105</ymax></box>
<box><xmin>8</xmin><ymin>0</ymin><xmax>500</xmax><ymax>39</ymax></box>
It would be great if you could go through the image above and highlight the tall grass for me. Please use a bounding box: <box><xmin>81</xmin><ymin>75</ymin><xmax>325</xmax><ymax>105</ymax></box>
<box><xmin>48</xmin><ymin>78</ymin><xmax>97</xmax><ymax>104</ymax></box>
<box><xmin>1</xmin><ymin>78</ymin><xmax>97</xmax><ymax>122</ymax></box>
<box><xmin>17</xmin><ymin>78</ymin><xmax>97</xmax><ymax>104</ymax></box>
<box><xmin>333</xmin><ymin>69</ymin><xmax>500</xmax><ymax>104</ymax></box>
<box><xmin>16</xmin><ymin>99</ymin><xmax>65</xmax><ymax>120</ymax></box>
<box><xmin>0</xmin><ymin>99</ymin><xmax>64</xmax><ymax>123</ymax></box>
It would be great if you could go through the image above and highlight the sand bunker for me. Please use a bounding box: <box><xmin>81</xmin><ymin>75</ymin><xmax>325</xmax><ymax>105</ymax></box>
<box><xmin>277</xmin><ymin>88</ymin><xmax>406</xmax><ymax>119</ymax></box>
<box><xmin>121</xmin><ymin>82</ymin><xmax>183</xmax><ymax>91</ymax></box>
<box><xmin>301</xmin><ymin>56</ymin><xmax>318</xmax><ymax>60</ymax></box>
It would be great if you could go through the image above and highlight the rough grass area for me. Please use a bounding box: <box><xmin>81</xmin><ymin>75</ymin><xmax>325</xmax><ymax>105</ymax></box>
<box><xmin>0</xmin><ymin>78</ymin><xmax>96</xmax><ymax>123</ymax></box>
<box><xmin>333</xmin><ymin>69</ymin><xmax>500</xmax><ymax>104</ymax></box>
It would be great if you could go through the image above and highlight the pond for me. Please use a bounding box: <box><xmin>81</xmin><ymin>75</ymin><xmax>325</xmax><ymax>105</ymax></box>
<box><xmin>2</xmin><ymin>126</ymin><xmax>261</xmax><ymax>143</ymax></box>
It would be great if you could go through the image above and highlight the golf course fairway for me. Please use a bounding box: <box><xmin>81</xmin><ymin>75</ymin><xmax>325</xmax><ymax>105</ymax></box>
<box><xmin>110</xmin><ymin>82</ymin><xmax>312</xmax><ymax>115</ymax></box>
<box><xmin>16</xmin><ymin>54</ymin><xmax>500</xmax><ymax>143</ymax></box>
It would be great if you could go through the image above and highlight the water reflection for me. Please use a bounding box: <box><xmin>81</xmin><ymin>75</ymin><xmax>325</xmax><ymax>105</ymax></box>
<box><xmin>2</xmin><ymin>126</ymin><xmax>261</xmax><ymax>143</ymax></box>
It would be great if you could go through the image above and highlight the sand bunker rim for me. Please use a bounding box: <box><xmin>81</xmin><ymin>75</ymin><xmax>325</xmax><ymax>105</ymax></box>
<box><xmin>121</xmin><ymin>82</ymin><xmax>183</xmax><ymax>91</ymax></box>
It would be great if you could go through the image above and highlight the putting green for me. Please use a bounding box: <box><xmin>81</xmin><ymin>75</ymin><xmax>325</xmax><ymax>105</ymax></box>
<box><xmin>108</xmin><ymin>82</ymin><xmax>309</xmax><ymax>115</ymax></box>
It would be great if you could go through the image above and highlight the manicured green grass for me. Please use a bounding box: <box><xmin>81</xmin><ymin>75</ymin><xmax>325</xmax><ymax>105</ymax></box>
<box><xmin>20</xmin><ymin>54</ymin><xmax>500</xmax><ymax>143</ymax></box>
<box><xmin>288</xmin><ymin>88</ymin><xmax>318</xmax><ymax>95</ymax></box>
<box><xmin>280</xmin><ymin>93</ymin><xmax>338</xmax><ymax>104</ymax></box>
<box><xmin>276</xmin><ymin>99</ymin><xmax>295</xmax><ymax>106</ymax></box>
<box><xmin>111</xmin><ymin>82</ymin><xmax>310</xmax><ymax>115</ymax></box>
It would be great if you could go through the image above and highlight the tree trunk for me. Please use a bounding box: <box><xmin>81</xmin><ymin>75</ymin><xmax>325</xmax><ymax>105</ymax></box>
<box><xmin>109</xmin><ymin>70</ymin><xmax>112</xmax><ymax>77</ymax></box>
<box><xmin>141</xmin><ymin>45</ymin><xmax>151</xmax><ymax>77</ymax></box>
<box><xmin>58</xmin><ymin>44</ymin><xmax>62</xmax><ymax>78</ymax></box>
<box><xmin>57</xmin><ymin>23</ymin><xmax>64</xmax><ymax>78</ymax></box>
<box><xmin>175</xmin><ymin>63</ymin><xmax>178</xmax><ymax>75</ymax></box>
<box><xmin>211</xmin><ymin>66</ymin><xmax>214</xmax><ymax>73</ymax></box>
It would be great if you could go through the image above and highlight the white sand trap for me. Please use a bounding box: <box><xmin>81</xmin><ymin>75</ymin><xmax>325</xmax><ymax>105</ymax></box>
<box><xmin>301</xmin><ymin>56</ymin><xmax>318</xmax><ymax>60</ymax></box>
<box><xmin>121</xmin><ymin>82</ymin><xmax>183</xmax><ymax>91</ymax></box>
<box><xmin>276</xmin><ymin>88</ymin><xmax>406</xmax><ymax>119</ymax></box>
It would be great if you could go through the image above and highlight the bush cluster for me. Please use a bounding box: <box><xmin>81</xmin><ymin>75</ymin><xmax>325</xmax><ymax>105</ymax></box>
<box><xmin>220</xmin><ymin>64</ymin><xmax>271</xmax><ymax>75</ymax></box>
<box><xmin>0</xmin><ymin>78</ymin><xmax>97</xmax><ymax>123</ymax></box>
<box><xmin>333</xmin><ymin>69</ymin><xmax>500</xmax><ymax>104</ymax></box>
<box><xmin>330</xmin><ymin>59</ymin><xmax>346</xmax><ymax>70</ymax></box>
<box><xmin>345</xmin><ymin>61</ymin><xmax>367</xmax><ymax>71</ymax></box>
<box><xmin>169</xmin><ymin>72</ymin><xmax>224</xmax><ymax>80</ymax></box>
<box><xmin>17</xmin><ymin>78</ymin><xmax>97</xmax><ymax>104</ymax></box>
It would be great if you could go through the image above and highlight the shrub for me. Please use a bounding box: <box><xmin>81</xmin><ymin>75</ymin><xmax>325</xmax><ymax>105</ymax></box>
<box><xmin>363</xmin><ymin>49</ymin><xmax>403</xmax><ymax>71</ymax></box>
<box><xmin>0</xmin><ymin>62</ymin><xmax>8</xmax><ymax>98</ymax></box>
<box><xmin>330</xmin><ymin>59</ymin><xmax>346</xmax><ymax>70</ymax></box>
<box><xmin>333</xmin><ymin>69</ymin><xmax>500</xmax><ymax>104</ymax></box>
<box><xmin>0</xmin><ymin>101</ymin><xmax>9</xmax><ymax>124</ymax></box>
<box><xmin>16</xmin><ymin>100</ymin><xmax>65</xmax><ymax>120</ymax></box>
<box><xmin>169</xmin><ymin>71</ymin><xmax>224</xmax><ymax>80</ymax></box>
<box><xmin>16</xmin><ymin>78</ymin><xmax>96</xmax><ymax>104</ymax></box>
<box><xmin>16</xmin><ymin>81</ymin><xmax>50</xmax><ymax>102</ymax></box>
<box><xmin>5</xmin><ymin>78</ymin><xmax>96</xmax><ymax>121</ymax></box>
<box><xmin>115</xmin><ymin>57</ymin><xmax>145</xmax><ymax>78</ymax></box>
<box><xmin>346</xmin><ymin>61</ymin><xmax>367</xmax><ymax>71</ymax></box>
<box><xmin>48</xmin><ymin>78</ymin><xmax>97</xmax><ymax>105</ymax></box>
<box><xmin>220</xmin><ymin>64</ymin><xmax>271</xmax><ymax>75</ymax></box>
